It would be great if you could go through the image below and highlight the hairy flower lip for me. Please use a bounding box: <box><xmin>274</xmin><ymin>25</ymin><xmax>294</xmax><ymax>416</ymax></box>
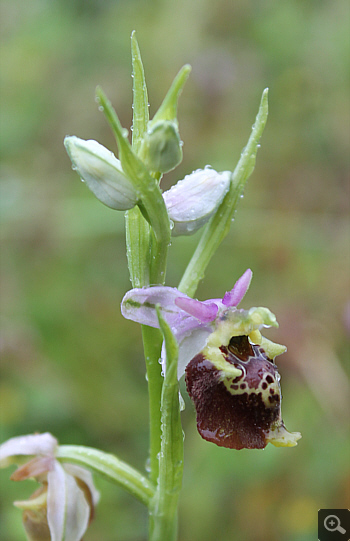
<box><xmin>185</xmin><ymin>336</ymin><xmax>301</xmax><ymax>450</ymax></box>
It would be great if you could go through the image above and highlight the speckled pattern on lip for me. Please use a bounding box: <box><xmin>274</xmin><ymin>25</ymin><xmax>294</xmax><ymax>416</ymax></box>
<box><xmin>185</xmin><ymin>335</ymin><xmax>297</xmax><ymax>450</ymax></box>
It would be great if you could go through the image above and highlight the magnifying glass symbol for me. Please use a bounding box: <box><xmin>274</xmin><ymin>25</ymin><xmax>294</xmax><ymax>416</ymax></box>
<box><xmin>324</xmin><ymin>515</ymin><xmax>346</xmax><ymax>534</ymax></box>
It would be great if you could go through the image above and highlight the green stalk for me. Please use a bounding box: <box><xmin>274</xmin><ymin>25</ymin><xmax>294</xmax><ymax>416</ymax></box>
<box><xmin>141</xmin><ymin>324</ymin><xmax>163</xmax><ymax>485</ymax></box>
<box><xmin>56</xmin><ymin>445</ymin><xmax>155</xmax><ymax>507</ymax></box>
<box><xmin>125</xmin><ymin>32</ymin><xmax>152</xmax><ymax>288</ymax></box>
<box><xmin>178</xmin><ymin>88</ymin><xmax>269</xmax><ymax>297</ymax></box>
<box><xmin>149</xmin><ymin>307</ymin><xmax>184</xmax><ymax>541</ymax></box>
<box><xmin>126</xmin><ymin>32</ymin><xmax>164</xmax><ymax>488</ymax></box>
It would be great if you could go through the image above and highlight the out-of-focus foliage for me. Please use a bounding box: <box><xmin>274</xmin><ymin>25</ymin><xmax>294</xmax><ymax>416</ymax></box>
<box><xmin>0</xmin><ymin>1</ymin><xmax>349</xmax><ymax>540</ymax></box>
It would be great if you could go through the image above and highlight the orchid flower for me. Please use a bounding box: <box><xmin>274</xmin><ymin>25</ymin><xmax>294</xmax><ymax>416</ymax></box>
<box><xmin>0</xmin><ymin>433</ymin><xmax>99</xmax><ymax>541</ymax></box>
<box><xmin>122</xmin><ymin>269</ymin><xmax>301</xmax><ymax>450</ymax></box>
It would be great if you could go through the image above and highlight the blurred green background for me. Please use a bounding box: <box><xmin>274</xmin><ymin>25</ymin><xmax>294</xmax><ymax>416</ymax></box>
<box><xmin>1</xmin><ymin>0</ymin><xmax>349</xmax><ymax>540</ymax></box>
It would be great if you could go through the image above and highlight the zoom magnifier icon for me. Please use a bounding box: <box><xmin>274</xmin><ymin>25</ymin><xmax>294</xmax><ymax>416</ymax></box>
<box><xmin>324</xmin><ymin>515</ymin><xmax>346</xmax><ymax>535</ymax></box>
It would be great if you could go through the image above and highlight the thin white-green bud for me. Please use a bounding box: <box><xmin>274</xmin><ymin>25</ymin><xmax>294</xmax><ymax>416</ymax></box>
<box><xmin>140</xmin><ymin>120</ymin><xmax>183</xmax><ymax>173</ymax></box>
<box><xmin>64</xmin><ymin>136</ymin><xmax>138</xmax><ymax>210</ymax></box>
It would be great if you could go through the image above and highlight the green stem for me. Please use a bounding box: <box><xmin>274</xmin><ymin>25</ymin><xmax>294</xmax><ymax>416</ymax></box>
<box><xmin>149</xmin><ymin>308</ymin><xmax>183</xmax><ymax>541</ymax></box>
<box><xmin>141</xmin><ymin>325</ymin><xmax>163</xmax><ymax>485</ymax></box>
<box><xmin>126</xmin><ymin>33</ymin><xmax>166</xmax><ymax>490</ymax></box>
<box><xmin>56</xmin><ymin>445</ymin><xmax>155</xmax><ymax>507</ymax></box>
<box><xmin>125</xmin><ymin>207</ymin><xmax>151</xmax><ymax>288</ymax></box>
<box><xmin>178</xmin><ymin>88</ymin><xmax>269</xmax><ymax>297</ymax></box>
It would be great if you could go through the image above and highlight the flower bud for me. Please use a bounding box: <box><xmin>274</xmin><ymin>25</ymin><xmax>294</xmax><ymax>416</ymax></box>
<box><xmin>163</xmin><ymin>168</ymin><xmax>231</xmax><ymax>236</ymax></box>
<box><xmin>140</xmin><ymin>120</ymin><xmax>183</xmax><ymax>173</ymax></box>
<box><xmin>64</xmin><ymin>136</ymin><xmax>138</xmax><ymax>210</ymax></box>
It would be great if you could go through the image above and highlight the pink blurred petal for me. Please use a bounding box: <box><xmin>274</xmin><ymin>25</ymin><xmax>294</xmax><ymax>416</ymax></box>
<box><xmin>175</xmin><ymin>297</ymin><xmax>218</xmax><ymax>323</ymax></box>
<box><xmin>122</xmin><ymin>286</ymin><xmax>189</xmax><ymax>328</ymax></box>
<box><xmin>47</xmin><ymin>461</ymin><xmax>66</xmax><ymax>541</ymax></box>
<box><xmin>222</xmin><ymin>269</ymin><xmax>253</xmax><ymax>307</ymax></box>
<box><xmin>47</xmin><ymin>461</ymin><xmax>90</xmax><ymax>541</ymax></box>
<box><xmin>10</xmin><ymin>456</ymin><xmax>54</xmax><ymax>481</ymax></box>
<box><xmin>0</xmin><ymin>433</ymin><xmax>57</xmax><ymax>467</ymax></box>
<box><xmin>64</xmin><ymin>463</ymin><xmax>100</xmax><ymax>506</ymax></box>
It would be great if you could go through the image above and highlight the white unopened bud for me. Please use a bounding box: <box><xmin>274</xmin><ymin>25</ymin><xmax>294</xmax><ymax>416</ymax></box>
<box><xmin>163</xmin><ymin>168</ymin><xmax>231</xmax><ymax>236</ymax></box>
<box><xmin>64</xmin><ymin>136</ymin><xmax>138</xmax><ymax>210</ymax></box>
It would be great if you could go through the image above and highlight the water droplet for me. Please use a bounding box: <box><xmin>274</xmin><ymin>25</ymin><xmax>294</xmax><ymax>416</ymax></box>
<box><xmin>98</xmin><ymin>105</ymin><xmax>104</xmax><ymax>112</ymax></box>
<box><xmin>179</xmin><ymin>393</ymin><xmax>185</xmax><ymax>411</ymax></box>
<box><xmin>145</xmin><ymin>372</ymin><xmax>148</xmax><ymax>382</ymax></box>
<box><xmin>145</xmin><ymin>457</ymin><xmax>151</xmax><ymax>472</ymax></box>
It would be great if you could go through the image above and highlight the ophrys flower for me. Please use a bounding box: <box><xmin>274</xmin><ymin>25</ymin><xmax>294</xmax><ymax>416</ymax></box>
<box><xmin>121</xmin><ymin>270</ymin><xmax>301</xmax><ymax>450</ymax></box>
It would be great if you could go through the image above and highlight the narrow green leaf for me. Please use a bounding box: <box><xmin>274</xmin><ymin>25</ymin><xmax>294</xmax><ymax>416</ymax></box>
<box><xmin>178</xmin><ymin>89</ymin><xmax>269</xmax><ymax>297</ymax></box>
<box><xmin>131</xmin><ymin>31</ymin><xmax>149</xmax><ymax>153</ymax></box>
<box><xmin>151</xmin><ymin>65</ymin><xmax>191</xmax><ymax>125</ymax></box>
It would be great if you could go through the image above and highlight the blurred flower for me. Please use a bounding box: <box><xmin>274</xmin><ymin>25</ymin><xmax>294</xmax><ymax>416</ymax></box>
<box><xmin>64</xmin><ymin>136</ymin><xmax>138</xmax><ymax>210</ymax></box>
<box><xmin>122</xmin><ymin>269</ymin><xmax>301</xmax><ymax>449</ymax></box>
<box><xmin>163</xmin><ymin>167</ymin><xmax>231</xmax><ymax>236</ymax></box>
<box><xmin>0</xmin><ymin>433</ymin><xmax>99</xmax><ymax>541</ymax></box>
